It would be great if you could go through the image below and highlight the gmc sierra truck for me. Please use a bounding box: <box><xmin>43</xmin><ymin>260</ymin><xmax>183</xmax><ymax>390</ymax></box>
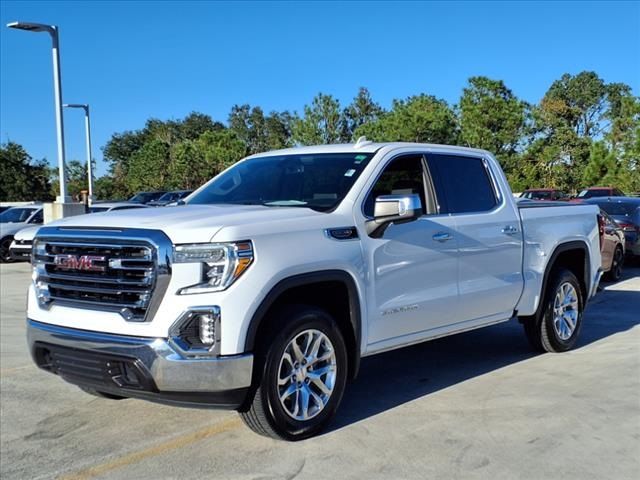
<box><xmin>27</xmin><ymin>139</ymin><xmax>602</xmax><ymax>440</ymax></box>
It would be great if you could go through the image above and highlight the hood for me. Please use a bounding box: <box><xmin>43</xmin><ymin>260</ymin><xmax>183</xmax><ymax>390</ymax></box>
<box><xmin>0</xmin><ymin>221</ymin><xmax>29</xmax><ymax>238</ymax></box>
<box><xmin>45</xmin><ymin>204</ymin><xmax>324</xmax><ymax>243</ymax></box>
<box><xmin>14</xmin><ymin>225</ymin><xmax>42</xmax><ymax>241</ymax></box>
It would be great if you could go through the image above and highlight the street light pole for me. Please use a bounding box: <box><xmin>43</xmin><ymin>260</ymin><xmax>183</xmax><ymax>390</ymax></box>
<box><xmin>6</xmin><ymin>21</ymin><xmax>69</xmax><ymax>203</ymax></box>
<box><xmin>64</xmin><ymin>104</ymin><xmax>94</xmax><ymax>202</ymax></box>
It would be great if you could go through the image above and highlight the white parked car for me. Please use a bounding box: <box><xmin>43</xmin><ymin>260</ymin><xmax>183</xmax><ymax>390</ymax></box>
<box><xmin>0</xmin><ymin>205</ymin><xmax>43</xmax><ymax>263</ymax></box>
<box><xmin>25</xmin><ymin>140</ymin><xmax>602</xmax><ymax>440</ymax></box>
<box><xmin>9</xmin><ymin>202</ymin><xmax>149</xmax><ymax>262</ymax></box>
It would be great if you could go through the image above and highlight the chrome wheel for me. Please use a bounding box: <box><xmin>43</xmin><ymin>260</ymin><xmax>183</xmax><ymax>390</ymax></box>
<box><xmin>553</xmin><ymin>282</ymin><xmax>579</xmax><ymax>340</ymax></box>
<box><xmin>277</xmin><ymin>329</ymin><xmax>337</xmax><ymax>421</ymax></box>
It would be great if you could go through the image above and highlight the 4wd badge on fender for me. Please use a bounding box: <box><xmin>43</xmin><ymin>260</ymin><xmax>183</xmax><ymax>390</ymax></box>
<box><xmin>53</xmin><ymin>254</ymin><xmax>106</xmax><ymax>272</ymax></box>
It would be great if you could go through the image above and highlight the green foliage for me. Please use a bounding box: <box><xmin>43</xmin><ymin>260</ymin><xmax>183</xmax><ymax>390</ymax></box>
<box><xmin>0</xmin><ymin>142</ymin><xmax>52</xmax><ymax>201</ymax></box>
<box><xmin>356</xmin><ymin>94</ymin><xmax>458</xmax><ymax>144</ymax></box>
<box><xmin>459</xmin><ymin>76</ymin><xmax>528</xmax><ymax>174</ymax></box>
<box><xmin>292</xmin><ymin>93</ymin><xmax>345</xmax><ymax>145</ymax></box>
<box><xmin>84</xmin><ymin>74</ymin><xmax>638</xmax><ymax>198</ymax></box>
<box><xmin>229</xmin><ymin>105</ymin><xmax>291</xmax><ymax>155</ymax></box>
<box><xmin>343</xmin><ymin>87</ymin><xmax>383</xmax><ymax>141</ymax></box>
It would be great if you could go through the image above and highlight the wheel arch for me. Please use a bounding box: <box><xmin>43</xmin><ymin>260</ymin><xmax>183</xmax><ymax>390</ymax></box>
<box><xmin>540</xmin><ymin>240</ymin><xmax>591</xmax><ymax>308</ymax></box>
<box><xmin>244</xmin><ymin>270</ymin><xmax>362</xmax><ymax>380</ymax></box>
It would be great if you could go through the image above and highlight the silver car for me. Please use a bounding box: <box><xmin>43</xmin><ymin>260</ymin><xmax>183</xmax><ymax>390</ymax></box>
<box><xmin>0</xmin><ymin>205</ymin><xmax>43</xmax><ymax>262</ymax></box>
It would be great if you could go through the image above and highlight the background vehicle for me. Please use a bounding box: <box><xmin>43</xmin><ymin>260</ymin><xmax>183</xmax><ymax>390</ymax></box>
<box><xmin>597</xmin><ymin>210</ymin><xmax>625</xmax><ymax>280</ymax></box>
<box><xmin>128</xmin><ymin>191</ymin><xmax>167</xmax><ymax>204</ymax></box>
<box><xmin>584</xmin><ymin>197</ymin><xmax>640</xmax><ymax>260</ymax></box>
<box><xmin>576</xmin><ymin>187</ymin><xmax>625</xmax><ymax>199</ymax></box>
<box><xmin>147</xmin><ymin>190</ymin><xmax>193</xmax><ymax>206</ymax></box>
<box><xmin>25</xmin><ymin>141</ymin><xmax>601</xmax><ymax>440</ymax></box>
<box><xmin>520</xmin><ymin>188</ymin><xmax>568</xmax><ymax>201</ymax></box>
<box><xmin>9</xmin><ymin>202</ymin><xmax>149</xmax><ymax>261</ymax></box>
<box><xmin>0</xmin><ymin>205</ymin><xmax>43</xmax><ymax>263</ymax></box>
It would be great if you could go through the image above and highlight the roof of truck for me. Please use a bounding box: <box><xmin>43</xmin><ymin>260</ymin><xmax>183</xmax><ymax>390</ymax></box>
<box><xmin>245</xmin><ymin>139</ymin><xmax>492</xmax><ymax>159</ymax></box>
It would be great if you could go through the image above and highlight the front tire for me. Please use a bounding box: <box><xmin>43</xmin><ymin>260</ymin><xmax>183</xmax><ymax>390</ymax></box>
<box><xmin>0</xmin><ymin>236</ymin><xmax>14</xmax><ymax>263</ymax></box>
<box><xmin>240</xmin><ymin>305</ymin><xmax>348</xmax><ymax>440</ymax></box>
<box><xmin>523</xmin><ymin>268</ymin><xmax>584</xmax><ymax>353</ymax></box>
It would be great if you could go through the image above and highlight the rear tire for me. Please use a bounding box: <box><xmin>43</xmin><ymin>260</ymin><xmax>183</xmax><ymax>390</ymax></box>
<box><xmin>239</xmin><ymin>304</ymin><xmax>348</xmax><ymax>441</ymax></box>
<box><xmin>523</xmin><ymin>268</ymin><xmax>584</xmax><ymax>353</ymax></box>
<box><xmin>605</xmin><ymin>246</ymin><xmax>624</xmax><ymax>282</ymax></box>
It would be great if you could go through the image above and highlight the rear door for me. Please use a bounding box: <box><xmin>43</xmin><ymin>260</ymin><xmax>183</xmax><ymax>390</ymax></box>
<box><xmin>426</xmin><ymin>153</ymin><xmax>524</xmax><ymax>322</ymax></box>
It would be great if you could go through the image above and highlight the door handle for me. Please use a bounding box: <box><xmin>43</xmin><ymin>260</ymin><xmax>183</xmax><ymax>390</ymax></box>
<box><xmin>502</xmin><ymin>225</ymin><xmax>519</xmax><ymax>235</ymax></box>
<box><xmin>432</xmin><ymin>232</ymin><xmax>453</xmax><ymax>242</ymax></box>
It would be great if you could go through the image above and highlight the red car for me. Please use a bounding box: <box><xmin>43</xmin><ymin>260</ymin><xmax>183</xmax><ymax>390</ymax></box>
<box><xmin>576</xmin><ymin>187</ymin><xmax>625</xmax><ymax>200</ymax></box>
<box><xmin>520</xmin><ymin>188</ymin><xmax>568</xmax><ymax>201</ymax></box>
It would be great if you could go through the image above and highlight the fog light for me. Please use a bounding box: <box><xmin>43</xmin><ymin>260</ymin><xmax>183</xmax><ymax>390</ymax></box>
<box><xmin>198</xmin><ymin>313</ymin><xmax>216</xmax><ymax>345</ymax></box>
<box><xmin>169</xmin><ymin>307</ymin><xmax>220</xmax><ymax>357</ymax></box>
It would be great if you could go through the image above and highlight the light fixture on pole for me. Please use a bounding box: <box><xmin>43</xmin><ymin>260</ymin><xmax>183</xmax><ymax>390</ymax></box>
<box><xmin>6</xmin><ymin>21</ymin><xmax>70</xmax><ymax>203</ymax></box>
<box><xmin>64</xmin><ymin>103</ymin><xmax>94</xmax><ymax>203</ymax></box>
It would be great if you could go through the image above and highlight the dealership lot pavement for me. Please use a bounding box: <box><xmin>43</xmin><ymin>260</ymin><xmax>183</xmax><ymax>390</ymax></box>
<box><xmin>1</xmin><ymin>262</ymin><xmax>639</xmax><ymax>480</ymax></box>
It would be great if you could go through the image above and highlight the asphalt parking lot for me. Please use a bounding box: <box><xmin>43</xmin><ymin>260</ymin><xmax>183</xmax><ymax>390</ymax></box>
<box><xmin>1</xmin><ymin>262</ymin><xmax>639</xmax><ymax>480</ymax></box>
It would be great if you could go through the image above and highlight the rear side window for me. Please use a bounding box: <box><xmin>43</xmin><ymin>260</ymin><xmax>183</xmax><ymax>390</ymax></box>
<box><xmin>427</xmin><ymin>154</ymin><xmax>497</xmax><ymax>214</ymax></box>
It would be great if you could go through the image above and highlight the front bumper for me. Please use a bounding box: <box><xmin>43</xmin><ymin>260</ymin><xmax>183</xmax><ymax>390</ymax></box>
<box><xmin>9</xmin><ymin>241</ymin><xmax>31</xmax><ymax>261</ymax></box>
<box><xmin>27</xmin><ymin>319</ymin><xmax>253</xmax><ymax>409</ymax></box>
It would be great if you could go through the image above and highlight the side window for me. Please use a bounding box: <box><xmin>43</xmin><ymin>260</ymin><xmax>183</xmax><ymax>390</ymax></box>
<box><xmin>427</xmin><ymin>154</ymin><xmax>497</xmax><ymax>214</ymax></box>
<box><xmin>30</xmin><ymin>210</ymin><xmax>44</xmax><ymax>224</ymax></box>
<box><xmin>364</xmin><ymin>155</ymin><xmax>427</xmax><ymax>217</ymax></box>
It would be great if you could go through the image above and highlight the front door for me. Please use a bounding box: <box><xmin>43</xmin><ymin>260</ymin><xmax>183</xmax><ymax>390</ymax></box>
<box><xmin>359</xmin><ymin>154</ymin><xmax>460</xmax><ymax>346</ymax></box>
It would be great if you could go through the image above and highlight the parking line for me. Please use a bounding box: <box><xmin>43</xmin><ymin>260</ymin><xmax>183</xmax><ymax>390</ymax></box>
<box><xmin>58</xmin><ymin>416</ymin><xmax>242</xmax><ymax>480</ymax></box>
<box><xmin>0</xmin><ymin>365</ymin><xmax>32</xmax><ymax>376</ymax></box>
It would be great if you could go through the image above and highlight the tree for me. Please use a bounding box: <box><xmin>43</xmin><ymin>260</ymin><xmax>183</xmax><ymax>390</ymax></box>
<box><xmin>459</xmin><ymin>77</ymin><xmax>528</xmax><ymax>174</ymax></box>
<box><xmin>355</xmin><ymin>94</ymin><xmax>458</xmax><ymax>144</ymax></box>
<box><xmin>126</xmin><ymin>139</ymin><xmax>172</xmax><ymax>192</ymax></box>
<box><xmin>582</xmin><ymin>141</ymin><xmax>619</xmax><ymax>187</ymax></box>
<box><xmin>291</xmin><ymin>93</ymin><xmax>344</xmax><ymax>145</ymax></box>
<box><xmin>342</xmin><ymin>87</ymin><xmax>383</xmax><ymax>141</ymax></box>
<box><xmin>0</xmin><ymin>142</ymin><xmax>52</xmax><ymax>201</ymax></box>
<box><xmin>229</xmin><ymin>105</ymin><xmax>292</xmax><ymax>154</ymax></box>
<box><xmin>49</xmin><ymin>159</ymin><xmax>95</xmax><ymax>200</ymax></box>
<box><xmin>523</xmin><ymin>71</ymin><xmax>627</xmax><ymax>192</ymax></box>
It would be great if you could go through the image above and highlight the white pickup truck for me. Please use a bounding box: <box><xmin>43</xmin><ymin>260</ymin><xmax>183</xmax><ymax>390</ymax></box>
<box><xmin>27</xmin><ymin>140</ymin><xmax>602</xmax><ymax>440</ymax></box>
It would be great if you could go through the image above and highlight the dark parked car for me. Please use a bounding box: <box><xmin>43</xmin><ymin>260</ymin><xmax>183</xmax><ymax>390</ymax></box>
<box><xmin>128</xmin><ymin>191</ymin><xmax>167</xmax><ymax>204</ymax></box>
<box><xmin>597</xmin><ymin>210</ymin><xmax>626</xmax><ymax>281</ymax></box>
<box><xmin>520</xmin><ymin>189</ymin><xmax>568</xmax><ymax>201</ymax></box>
<box><xmin>147</xmin><ymin>190</ymin><xmax>193</xmax><ymax>206</ymax></box>
<box><xmin>585</xmin><ymin>197</ymin><xmax>640</xmax><ymax>260</ymax></box>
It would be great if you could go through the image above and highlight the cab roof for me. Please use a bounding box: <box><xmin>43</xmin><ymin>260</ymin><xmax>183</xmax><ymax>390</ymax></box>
<box><xmin>245</xmin><ymin>141</ymin><xmax>492</xmax><ymax>159</ymax></box>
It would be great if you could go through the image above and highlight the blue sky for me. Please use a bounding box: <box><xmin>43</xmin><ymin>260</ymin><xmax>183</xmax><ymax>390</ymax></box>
<box><xmin>1</xmin><ymin>1</ymin><xmax>639</xmax><ymax>176</ymax></box>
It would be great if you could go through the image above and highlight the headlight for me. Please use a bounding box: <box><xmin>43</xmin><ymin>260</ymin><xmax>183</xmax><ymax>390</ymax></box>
<box><xmin>173</xmin><ymin>241</ymin><xmax>253</xmax><ymax>294</ymax></box>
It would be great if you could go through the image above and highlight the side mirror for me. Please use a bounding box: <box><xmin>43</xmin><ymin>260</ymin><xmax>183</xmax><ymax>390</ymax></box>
<box><xmin>366</xmin><ymin>194</ymin><xmax>422</xmax><ymax>238</ymax></box>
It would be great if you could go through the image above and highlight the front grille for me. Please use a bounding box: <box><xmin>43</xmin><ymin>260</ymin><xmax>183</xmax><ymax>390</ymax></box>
<box><xmin>33</xmin><ymin>228</ymin><xmax>172</xmax><ymax>321</ymax></box>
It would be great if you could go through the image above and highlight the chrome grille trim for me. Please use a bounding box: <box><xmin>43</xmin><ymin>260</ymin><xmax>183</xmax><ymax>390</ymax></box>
<box><xmin>33</xmin><ymin>227</ymin><xmax>172</xmax><ymax>322</ymax></box>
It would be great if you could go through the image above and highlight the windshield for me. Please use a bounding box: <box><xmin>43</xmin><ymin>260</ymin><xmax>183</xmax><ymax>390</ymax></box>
<box><xmin>188</xmin><ymin>152</ymin><xmax>375</xmax><ymax>211</ymax></box>
<box><xmin>89</xmin><ymin>206</ymin><xmax>109</xmax><ymax>213</ymax></box>
<box><xmin>522</xmin><ymin>191</ymin><xmax>552</xmax><ymax>200</ymax></box>
<box><xmin>0</xmin><ymin>207</ymin><xmax>37</xmax><ymax>223</ymax></box>
<box><xmin>598</xmin><ymin>202</ymin><xmax>639</xmax><ymax>217</ymax></box>
<box><xmin>129</xmin><ymin>192</ymin><xmax>164</xmax><ymax>203</ymax></box>
<box><xmin>578</xmin><ymin>189</ymin><xmax>609</xmax><ymax>198</ymax></box>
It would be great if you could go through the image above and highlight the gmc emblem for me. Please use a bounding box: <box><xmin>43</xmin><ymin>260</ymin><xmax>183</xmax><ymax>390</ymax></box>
<box><xmin>53</xmin><ymin>254</ymin><xmax>106</xmax><ymax>272</ymax></box>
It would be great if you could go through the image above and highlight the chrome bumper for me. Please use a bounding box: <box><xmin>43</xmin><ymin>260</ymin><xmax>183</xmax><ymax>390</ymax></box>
<box><xmin>27</xmin><ymin>319</ymin><xmax>253</xmax><ymax>405</ymax></box>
